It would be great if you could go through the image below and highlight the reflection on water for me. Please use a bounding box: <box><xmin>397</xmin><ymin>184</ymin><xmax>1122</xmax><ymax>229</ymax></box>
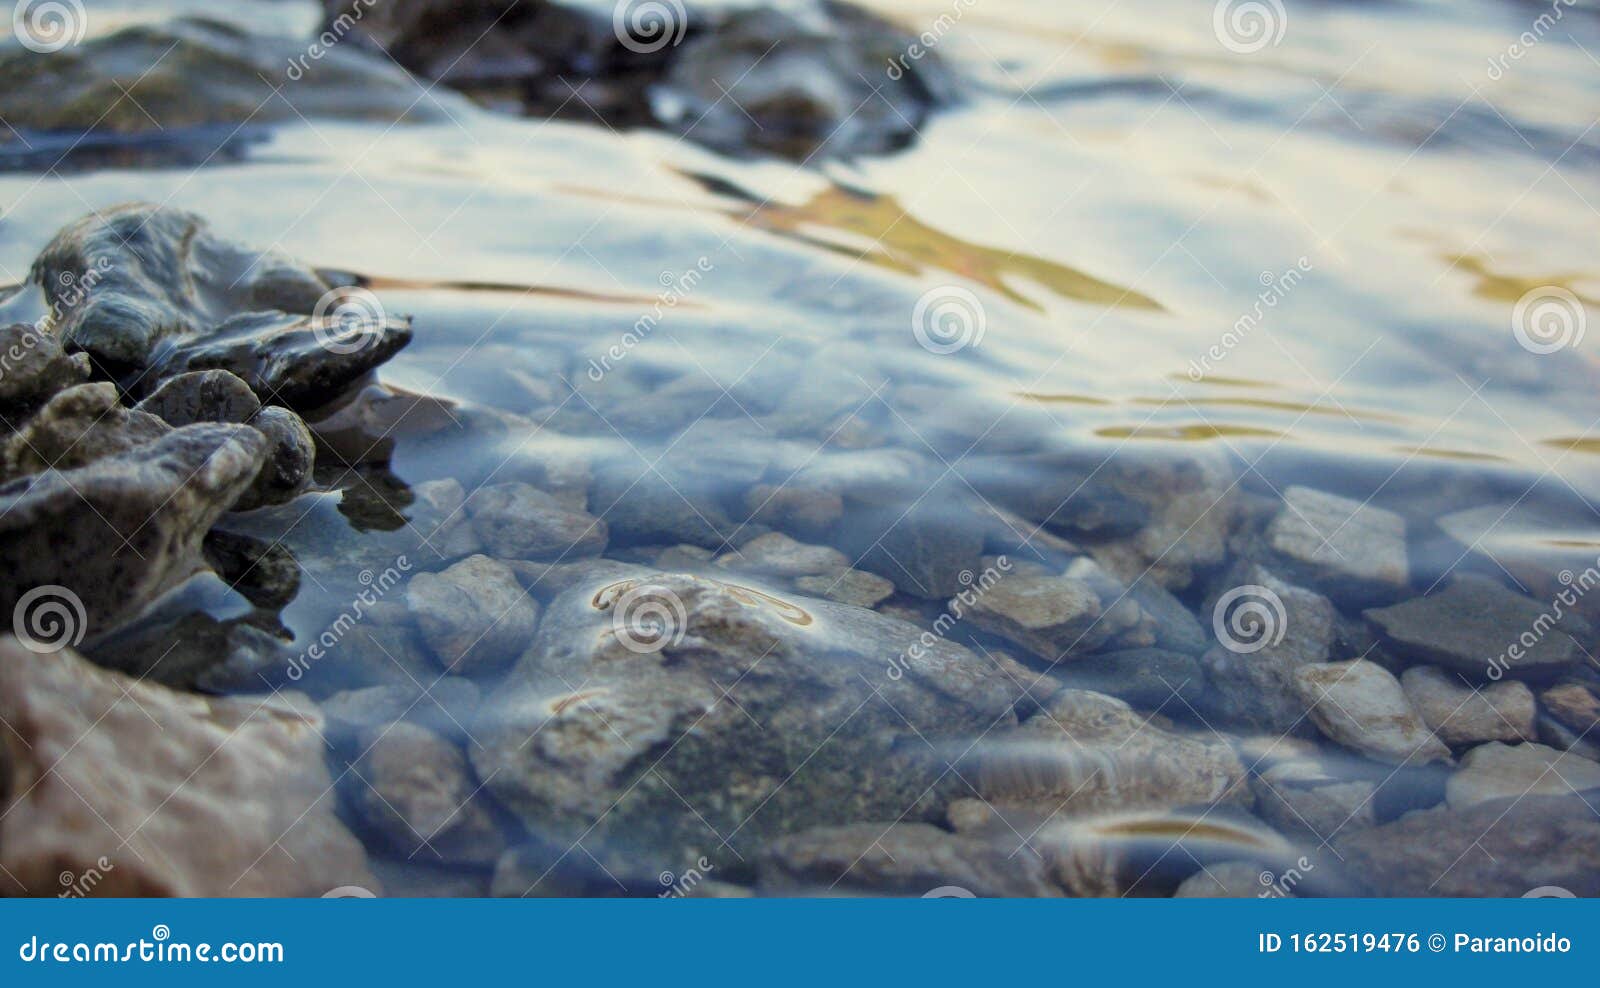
<box><xmin>2</xmin><ymin>0</ymin><xmax>1598</xmax><ymax>897</ymax></box>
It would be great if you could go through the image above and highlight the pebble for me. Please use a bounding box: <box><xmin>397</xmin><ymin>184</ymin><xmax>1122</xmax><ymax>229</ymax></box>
<box><xmin>1293</xmin><ymin>659</ymin><xmax>1449</xmax><ymax>765</ymax></box>
<box><xmin>1445</xmin><ymin>741</ymin><xmax>1600</xmax><ymax>809</ymax></box>
<box><xmin>1400</xmin><ymin>665</ymin><xmax>1536</xmax><ymax>746</ymax></box>
<box><xmin>1265</xmin><ymin>486</ymin><xmax>1408</xmax><ymax>601</ymax></box>
<box><xmin>1366</xmin><ymin>575</ymin><xmax>1585</xmax><ymax>680</ymax></box>
<box><xmin>407</xmin><ymin>554</ymin><xmax>540</xmax><ymax>675</ymax></box>
<box><xmin>467</xmin><ymin>482</ymin><xmax>607</xmax><ymax>560</ymax></box>
<box><xmin>352</xmin><ymin>723</ymin><xmax>504</xmax><ymax>866</ymax></box>
<box><xmin>715</xmin><ymin>532</ymin><xmax>849</xmax><ymax>577</ymax></box>
<box><xmin>134</xmin><ymin>369</ymin><xmax>261</xmax><ymax>426</ymax></box>
<box><xmin>962</xmin><ymin>572</ymin><xmax>1105</xmax><ymax>663</ymax></box>
<box><xmin>794</xmin><ymin>567</ymin><xmax>895</xmax><ymax>608</ymax></box>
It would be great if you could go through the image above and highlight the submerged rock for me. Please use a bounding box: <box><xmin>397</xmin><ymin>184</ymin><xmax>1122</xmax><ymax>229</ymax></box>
<box><xmin>1445</xmin><ymin>741</ymin><xmax>1600</xmax><ymax>809</ymax></box>
<box><xmin>1263</xmin><ymin>486</ymin><xmax>1408</xmax><ymax>602</ymax></box>
<box><xmin>407</xmin><ymin>554</ymin><xmax>541</xmax><ymax>675</ymax></box>
<box><xmin>756</xmin><ymin>823</ymin><xmax>1059</xmax><ymax>897</ymax></box>
<box><xmin>0</xmin><ymin>323</ymin><xmax>89</xmax><ymax>406</ymax></box>
<box><xmin>351</xmin><ymin>723</ymin><xmax>504</xmax><ymax>866</ymax></box>
<box><xmin>1293</xmin><ymin>660</ymin><xmax>1449</xmax><ymax>765</ymax></box>
<box><xmin>1365</xmin><ymin>576</ymin><xmax>1587</xmax><ymax>681</ymax></box>
<box><xmin>0</xmin><ymin>638</ymin><xmax>374</xmax><ymax>896</ymax></box>
<box><xmin>1199</xmin><ymin>563</ymin><xmax>1336</xmax><ymax>734</ymax></box>
<box><xmin>962</xmin><ymin>572</ymin><xmax>1105</xmax><ymax>663</ymax></box>
<box><xmin>1400</xmin><ymin>665</ymin><xmax>1536</xmax><ymax>746</ymax></box>
<box><xmin>467</xmin><ymin>482</ymin><xmax>608</xmax><ymax>560</ymax></box>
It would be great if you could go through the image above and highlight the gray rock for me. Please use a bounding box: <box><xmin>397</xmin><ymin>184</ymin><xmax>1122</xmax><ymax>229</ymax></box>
<box><xmin>0</xmin><ymin>639</ymin><xmax>375</xmax><ymax>896</ymax></box>
<box><xmin>134</xmin><ymin>369</ymin><xmax>261</xmax><ymax>426</ymax></box>
<box><xmin>1365</xmin><ymin>576</ymin><xmax>1585</xmax><ymax>681</ymax></box>
<box><xmin>467</xmin><ymin>482</ymin><xmax>608</xmax><ymax>560</ymax></box>
<box><xmin>1128</xmin><ymin>579</ymin><xmax>1209</xmax><ymax>655</ymax></box>
<box><xmin>591</xmin><ymin>469</ymin><xmax>736</xmax><ymax>549</ymax></box>
<box><xmin>407</xmin><ymin>555</ymin><xmax>540</xmax><ymax>675</ymax></box>
<box><xmin>1265</xmin><ymin>486</ymin><xmax>1408</xmax><ymax>601</ymax></box>
<box><xmin>715</xmin><ymin>531</ymin><xmax>848</xmax><ymax>577</ymax></box>
<box><xmin>1400</xmin><ymin>666</ymin><xmax>1536</xmax><ymax>746</ymax></box>
<box><xmin>1063</xmin><ymin>648</ymin><xmax>1205</xmax><ymax>711</ymax></box>
<box><xmin>1544</xmin><ymin>683</ymin><xmax>1600</xmax><ymax>734</ymax></box>
<box><xmin>794</xmin><ymin>567</ymin><xmax>895</xmax><ymax>608</ymax></box>
<box><xmin>844</xmin><ymin>496</ymin><xmax>987</xmax><ymax>599</ymax></box>
<box><xmin>202</xmin><ymin>529</ymin><xmax>301</xmax><ymax>609</ymax></box>
<box><xmin>1293</xmin><ymin>660</ymin><xmax>1450</xmax><ymax>765</ymax></box>
<box><xmin>756</xmin><ymin>823</ymin><xmax>1060</xmax><ymax>897</ymax></box>
<box><xmin>0</xmin><ymin>323</ymin><xmax>89</xmax><ymax>405</ymax></box>
<box><xmin>962</xmin><ymin>572</ymin><xmax>1105</xmax><ymax>663</ymax></box>
<box><xmin>1</xmin><ymin>382</ymin><xmax>170</xmax><ymax>480</ymax></box>
<box><xmin>351</xmin><ymin>723</ymin><xmax>504</xmax><ymax>866</ymax></box>
<box><xmin>1199</xmin><ymin>563</ymin><xmax>1336</xmax><ymax>733</ymax></box>
<box><xmin>743</xmin><ymin>483</ymin><xmax>843</xmax><ymax>538</ymax></box>
<box><xmin>1251</xmin><ymin>757</ymin><xmax>1377</xmax><ymax>842</ymax></box>
<box><xmin>1446</xmin><ymin>741</ymin><xmax>1600</xmax><ymax>809</ymax></box>
<box><xmin>234</xmin><ymin>405</ymin><xmax>315</xmax><ymax>510</ymax></box>
<box><xmin>0</xmin><ymin>423</ymin><xmax>267</xmax><ymax>641</ymax></box>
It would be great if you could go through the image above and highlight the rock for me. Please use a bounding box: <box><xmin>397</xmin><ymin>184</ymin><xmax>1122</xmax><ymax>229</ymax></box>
<box><xmin>0</xmin><ymin>423</ymin><xmax>267</xmax><ymax>640</ymax></box>
<box><xmin>351</xmin><ymin>723</ymin><xmax>504</xmax><ymax>866</ymax></box>
<box><xmin>0</xmin><ymin>638</ymin><xmax>374</xmax><ymax>896</ymax></box>
<box><xmin>794</xmin><ymin>567</ymin><xmax>895</xmax><ymax>608</ymax></box>
<box><xmin>1400</xmin><ymin>666</ymin><xmax>1536</xmax><ymax>746</ymax></box>
<box><xmin>1063</xmin><ymin>648</ymin><xmax>1205</xmax><ymax>711</ymax></box>
<box><xmin>467</xmin><ymin>482</ymin><xmax>608</xmax><ymax>560</ymax></box>
<box><xmin>473</xmin><ymin>571</ymin><xmax>1022</xmax><ymax>860</ymax></box>
<box><xmin>715</xmin><ymin>532</ymin><xmax>848</xmax><ymax>577</ymax></box>
<box><xmin>1365</xmin><ymin>576</ymin><xmax>1586</xmax><ymax>681</ymax></box>
<box><xmin>323</xmin><ymin>684</ymin><xmax>419</xmax><ymax>731</ymax></box>
<box><xmin>1173</xmin><ymin>861</ymin><xmax>1273</xmax><ymax>898</ymax></box>
<box><xmin>743</xmin><ymin>483</ymin><xmax>843</xmax><ymax>537</ymax></box>
<box><xmin>962</xmin><ymin>572</ymin><xmax>1105</xmax><ymax>663</ymax></box>
<box><xmin>1129</xmin><ymin>579</ymin><xmax>1209</xmax><ymax>655</ymax></box>
<box><xmin>842</xmin><ymin>495</ymin><xmax>986</xmax><ymax>599</ymax></box>
<box><xmin>134</xmin><ymin>369</ymin><xmax>262</xmax><ymax>425</ymax></box>
<box><xmin>1252</xmin><ymin>759</ymin><xmax>1377</xmax><ymax>841</ymax></box>
<box><xmin>1446</xmin><ymin>741</ymin><xmax>1600</xmax><ymax>809</ymax></box>
<box><xmin>1</xmin><ymin>382</ymin><xmax>170</xmax><ymax>480</ymax></box>
<box><xmin>591</xmin><ymin>468</ymin><xmax>736</xmax><ymax>549</ymax></box>
<box><xmin>1091</xmin><ymin>452</ymin><xmax>1238</xmax><ymax>590</ymax></box>
<box><xmin>1198</xmin><ymin>564</ymin><xmax>1336</xmax><ymax>733</ymax></box>
<box><xmin>1544</xmin><ymin>683</ymin><xmax>1600</xmax><ymax>734</ymax></box>
<box><xmin>1294</xmin><ymin>660</ymin><xmax>1449</xmax><ymax>765</ymax></box>
<box><xmin>0</xmin><ymin>323</ymin><xmax>88</xmax><ymax>405</ymax></box>
<box><xmin>1336</xmin><ymin>796</ymin><xmax>1600</xmax><ymax>896</ymax></box>
<box><xmin>756</xmin><ymin>823</ymin><xmax>1059</xmax><ymax>897</ymax></box>
<box><xmin>407</xmin><ymin>555</ymin><xmax>540</xmax><ymax>675</ymax></box>
<box><xmin>234</xmin><ymin>405</ymin><xmax>316</xmax><ymax>510</ymax></box>
<box><xmin>202</xmin><ymin>529</ymin><xmax>301</xmax><ymax>609</ymax></box>
<box><xmin>1264</xmin><ymin>486</ymin><xmax>1408</xmax><ymax>601</ymax></box>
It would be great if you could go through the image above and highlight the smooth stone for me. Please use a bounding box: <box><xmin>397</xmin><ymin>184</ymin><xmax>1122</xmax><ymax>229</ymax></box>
<box><xmin>1</xmin><ymin>382</ymin><xmax>170</xmax><ymax>480</ymax></box>
<box><xmin>1544</xmin><ymin>683</ymin><xmax>1600</xmax><ymax>734</ymax></box>
<box><xmin>1064</xmin><ymin>648</ymin><xmax>1206</xmax><ymax>711</ymax></box>
<box><xmin>467</xmin><ymin>481</ymin><xmax>608</xmax><ymax>560</ymax></box>
<box><xmin>234</xmin><ymin>405</ymin><xmax>315</xmax><ymax>510</ymax></box>
<box><xmin>962</xmin><ymin>572</ymin><xmax>1105</xmax><ymax>663</ymax></box>
<box><xmin>1129</xmin><ymin>579</ymin><xmax>1209</xmax><ymax>655</ymax></box>
<box><xmin>1365</xmin><ymin>576</ymin><xmax>1586</xmax><ymax>681</ymax></box>
<box><xmin>1293</xmin><ymin>660</ymin><xmax>1450</xmax><ymax>765</ymax></box>
<box><xmin>1251</xmin><ymin>758</ymin><xmax>1377</xmax><ymax>841</ymax></box>
<box><xmin>1446</xmin><ymin>741</ymin><xmax>1600</xmax><ymax>809</ymax></box>
<box><xmin>794</xmin><ymin>568</ymin><xmax>895</xmax><ymax>608</ymax></box>
<box><xmin>0</xmin><ymin>639</ymin><xmax>374</xmax><ymax>896</ymax></box>
<box><xmin>591</xmin><ymin>468</ymin><xmax>739</xmax><ymax>549</ymax></box>
<box><xmin>1265</xmin><ymin>486</ymin><xmax>1408</xmax><ymax>601</ymax></box>
<box><xmin>134</xmin><ymin>369</ymin><xmax>261</xmax><ymax>426</ymax></box>
<box><xmin>1198</xmin><ymin>563</ymin><xmax>1335</xmax><ymax>733</ymax></box>
<box><xmin>322</xmin><ymin>684</ymin><xmax>418</xmax><ymax>731</ymax></box>
<box><xmin>351</xmin><ymin>723</ymin><xmax>504</xmax><ymax>866</ymax></box>
<box><xmin>1093</xmin><ymin>451</ymin><xmax>1238</xmax><ymax>590</ymax></box>
<box><xmin>1401</xmin><ymin>666</ymin><xmax>1536</xmax><ymax>746</ymax></box>
<box><xmin>842</xmin><ymin>495</ymin><xmax>986</xmax><ymax>599</ymax></box>
<box><xmin>0</xmin><ymin>323</ymin><xmax>89</xmax><ymax>405</ymax></box>
<box><xmin>756</xmin><ymin>823</ymin><xmax>1059</xmax><ymax>897</ymax></box>
<box><xmin>0</xmin><ymin>423</ymin><xmax>267</xmax><ymax>641</ymax></box>
<box><xmin>715</xmin><ymin>532</ymin><xmax>848</xmax><ymax>577</ymax></box>
<box><xmin>202</xmin><ymin>529</ymin><xmax>301</xmax><ymax>609</ymax></box>
<box><xmin>743</xmin><ymin>483</ymin><xmax>843</xmax><ymax>538</ymax></box>
<box><xmin>407</xmin><ymin>555</ymin><xmax>540</xmax><ymax>675</ymax></box>
<box><xmin>1336</xmin><ymin>796</ymin><xmax>1600</xmax><ymax>896</ymax></box>
<box><xmin>1174</xmin><ymin>861</ymin><xmax>1275</xmax><ymax>898</ymax></box>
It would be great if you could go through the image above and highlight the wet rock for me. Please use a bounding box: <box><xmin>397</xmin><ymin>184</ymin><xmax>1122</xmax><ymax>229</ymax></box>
<box><xmin>406</xmin><ymin>479</ymin><xmax>483</xmax><ymax>562</ymax></box>
<box><xmin>0</xmin><ymin>323</ymin><xmax>89</xmax><ymax>405</ymax></box>
<box><xmin>473</xmin><ymin>571</ymin><xmax>1021</xmax><ymax>860</ymax></box>
<box><xmin>0</xmin><ymin>639</ymin><xmax>374</xmax><ymax>896</ymax></box>
<box><xmin>794</xmin><ymin>567</ymin><xmax>895</xmax><ymax>608</ymax></box>
<box><xmin>1400</xmin><ymin>666</ymin><xmax>1536</xmax><ymax>746</ymax></box>
<box><xmin>839</xmin><ymin>491</ymin><xmax>986</xmax><ymax>599</ymax></box>
<box><xmin>715</xmin><ymin>531</ymin><xmax>848</xmax><ymax>577</ymax></box>
<box><xmin>407</xmin><ymin>555</ymin><xmax>540</xmax><ymax>675</ymax></box>
<box><xmin>235</xmin><ymin>405</ymin><xmax>315</xmax><ymax>510</ymax></box>
<box><xmin>1293</xmin><ymin>660</ymin><xmax>1449</xmax><ymax>765</ymax></box>
<box><xmin>351</xmin><ymin>723</ymin><xmax>504</xmax><ymax>866</ymax></box>
<box><xmin>0</xmin><ymin>423</ymin><xmax>267</xmax><ymax>640</ymax></box>
<box><xmin>1264</xmin><ymin>486</ymin><xmax>1408</xmax><ymax>602</ymax></box>
<box><xmin>962</xmin><ymin>572</ymin><xmax>1105</xmax><ymax>663</ymax></box>
<box><xmin>134</xmin><ymin>369</ymin><xmax>261</xmax><ymax>426</ymax></box>
<box><xmin>1544</xmin><ymin>683</ymin><xmax>1600</xmax><ymax>734</ymax></box>
<box><xmin>1128</xmin><ymin>579</ymin><xmax>1209</xmax><ymax>655</ymax></box>
<box><xmin>1092</xmin><ymin>452</ymin><xmax>1238</xmax><ymax>590</ymax></box>
<box><xmin>1446</xmin><ymin>741</ymin><xmax>1600</xmax><ymax>809</ymax></box>
<box><xmin>466</xmin><ymin>481</ymin><xmax>608</xmax><ymax>560</ymax></box>
<box><xmin>1365</xmin><ymin>576</ymin><xmax>1586</xmax><ymax>681</ymax></box>
<box><xmin>756</xmin><ymin>823</ymin><xmax>1059</xmax><ymax>897</ymax></box>
<box><xmin>1</xmin><ymin>382</ymin><xmax>170</xmax><ymax>480</ymax></box>
<box><xmin>592</xmin><ymin>466</ymin><xmax>738</xmax><ymax>549</ymax></box>
<box><xmin>323</xmin><ymin>684</ymin><xmax>419</xmax><ymax>732</ymax></box>
<box><xmin>1066</xmin><ymin>648</ymin><xmax>1206</xmax><ymax>711</ymax></box>
<box><xmin>743</xmin><ymin>483</ymin><xmax>843</xmax><ymax>538</ymax></box>
<box><xmin>1252</xmin><ymin>758</ymin><xmax>1377</xmax><ymax>841</ymax></box>
<box><xmin>1336</xmin><ymin>796</ymin><xmax>1600</xmax><ymax>896</ymax></box>
<box><xmin>202</xmin><ymin>529</ymin><xmax>302</xmax><ymax>609</ymax></box>
<box><xmin>1173</xmin><ymin>861</ymin><xmax>1273</xmax><ymax>898</ymax></box>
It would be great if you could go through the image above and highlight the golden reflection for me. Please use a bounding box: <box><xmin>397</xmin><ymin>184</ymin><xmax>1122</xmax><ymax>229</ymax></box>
<box><xmin>1096</xmin><ymin>424</ymin><xmax>1282</xmax><ymax>441</ymax></box>
<box><xmin>1442</xmin><ymin>253</ymin><xmax>1599</xmax><ymax>306</ymax></box>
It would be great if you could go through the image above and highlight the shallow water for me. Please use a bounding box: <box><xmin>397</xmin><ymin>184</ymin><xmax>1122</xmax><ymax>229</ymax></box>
<box><xmin>3</xmin><ymin>0</ymin><xmax>1599</xmax><ymax>895</ymax></box>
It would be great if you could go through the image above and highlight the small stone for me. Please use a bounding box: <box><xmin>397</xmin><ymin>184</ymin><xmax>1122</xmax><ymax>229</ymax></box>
<box><xmin>1199</xmin><ymin>564</ymin><xmax>1335</xmax><ymax>733</ymax></box>
<box><xmin>654</xmin><ymin>544</ymin><xmax>716</xmax><ymax>572</ymax></box>
<box><xmin>351</xmin><ymin>723</ymin><xmax>503</xmax><ymax>866</ymax></box>
<box><xmin>1366</xmin><ymin>576</ymin><xmax>1585</xmax><ymax>680</ymax></box>
<box><xmin>756</xmin><ymin>823</ymin><xmax>1059</xmax><ymax>897</ymax></box>
<box><xmin>322</xmin><ymin>684</ymin><xmax>417</xmax><ymax>730</ymax></box>
<box><xmin>1252</xmin><ymin>758</ymin><xmax>1377</xmax><ymax>840</ymax></box>
<box><xmin>1401</xmin><ymin>666</ymin><xmax>1536</xmax><ymax>746</ymax></box>
<box><xmin>1293</xmin><ymin>660</ymin><xmax>1449</xmax><ymax>765</ymax></box>
<box><xmin>715</xmin><ymin>532</ymin><xmax>848</xmax><ymax>577</ymax></box>
<box><xmin>795</xmin><ymin>568</ymin><xmax>895</xmax><ymax>608</ymax></box>
<box><xmin>134</xmin><ymin>369</ymin><xmax>261</xmax><ymax>426</ymax></box>
<box><xmin>0</xmin><ymin>323</ymin><xmax>88</xmax><ymax>405</ymax></box>
<box><xmin>234</xmin><ymin>405</ymin><xmax>315</xmax><ymax>510</ymax></box>
<box><xmin>407</xmin><ymin>555</ymin><xmax>540</xmax><ymax>675</ymax></box>
<box><xmin>202</xmin><ymin>528</ymin><xmax>301</xmax><ymax>609</ymax></box>
<box><xmin>743</xmin><ymin>483</ymin><xmax>843</xmax><ymax>537</ymax></box>
<box><xmin>1</xmin><ymin>382</ymin><xmax>169</xmax><ymax>480</ymax></box>
<box><xmin>1543</xmin><ymin>683</ymin><xmax>1600</xmax><ymax>734</ymax></box>
<box><xmin>405</xmin><ymin>478</ymin><xmax>482</xmax><ymax>562</ymax></box>
<box><xmin>1265</xmin><ymin>486</ymin><xmax>1408</xmax><ymax>600</ymax></box>
<box><xmin>1174</xmin><ymin>861</ymin><xmax>1274</xmax><ymax>898</ymax></box>
<box><xmin>1446</xmin><ymin>741</ymin><xmax>1600</xmax><ymax>809</ymax></box>
<box><xmin>842</xmin><ymin>494</ymin><xmax>985</xmax><ymax>599</ymax></box>
<box><xmin>963</xmin><ymin>572</ymin><xmax>1104</xmax><ymax>663</ymax></box>
<box><xmin>1066</xmin><ymin>648</ymin><xmax>1205</xmax><ymax>711</ymax></box>
<box><xmin>467</xmin><ymin>482</ymin><xmax>607</xmax><ymax>560</ymax></box>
